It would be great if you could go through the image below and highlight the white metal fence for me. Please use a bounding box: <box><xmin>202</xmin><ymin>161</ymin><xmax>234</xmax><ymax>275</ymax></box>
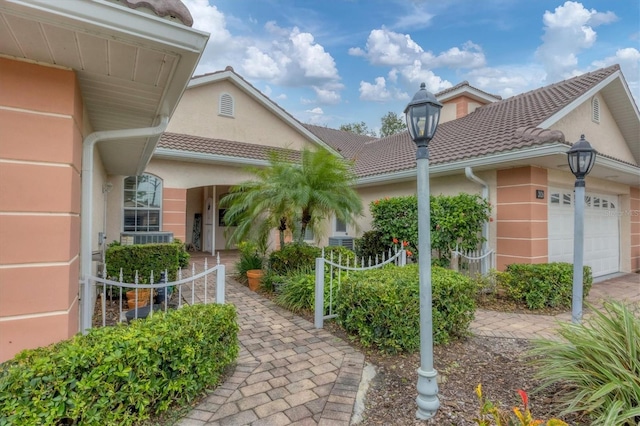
<box><xmin>450</xmin><ymin>245</ymin><xmax>495</xmax><ymax>276</ymax></box>
<box><xmin>88</xmin><ymin>255</ymin><xmax>225</xmax><ymax>328</ymax></box>
<box><xmin>314</xmin><ymin>247</ymin><xmax>407</xmax><ymax>329</ymax></box>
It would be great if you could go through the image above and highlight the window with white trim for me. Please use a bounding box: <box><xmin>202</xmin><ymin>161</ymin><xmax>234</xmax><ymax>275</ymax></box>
<box><xmin>304</xmin><ymin>227</ymin><xmax>314</xmax><ymax>241</ymax></box>
<box><xmin>219</xmin><ymin>93</ymin><xmax>234</xmax><ymax>117</ymax></box>
<box><xmin>335</xmin><ymin>218</ymin><xmax>347</xmax><ymax>233</ymax></box>
<box><xmin>123</xmin><ymin>174</ymin><xmax>162</xmax><ymax>232</ymax></box>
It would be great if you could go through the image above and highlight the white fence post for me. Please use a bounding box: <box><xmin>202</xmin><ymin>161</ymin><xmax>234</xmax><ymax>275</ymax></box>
<box><xmin>314</xmin><ymin>257</ymin><xmax>325</xmax><ymax>329</ymax></box>
<box><xmin>217</xmin><ymin>264</ymin><xmax>226</xmax><ymax>304</ymax></box>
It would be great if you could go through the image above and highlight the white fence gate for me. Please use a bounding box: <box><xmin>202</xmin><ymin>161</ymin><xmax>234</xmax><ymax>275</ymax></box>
<box><xmin>450</xmin><ymin>245</ymin><xmax>495</xmax><ymax>276</ymax></box>
<box><xmin>87</xmin><ymin>255</ymin><xmax>225</xmax><ymax>328</ymax></box>
<box><xmin>314</xmin><ymin>248</ymin><xmax>407</xmax><ymax>329</ymax></box>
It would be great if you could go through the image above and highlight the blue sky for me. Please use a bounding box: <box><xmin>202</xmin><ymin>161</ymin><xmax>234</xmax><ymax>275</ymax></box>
<box><xmin>184</xmin><ymin>0</ymin><xmax>639</xmax><ymax>135</ymax></box>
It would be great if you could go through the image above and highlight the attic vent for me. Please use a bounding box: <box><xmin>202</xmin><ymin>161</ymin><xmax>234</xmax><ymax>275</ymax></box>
<box><xmin>219</xmin><ymin>93</ymin><xmax>234</xmax><ymax>117</ymax></box>
<box><xmin>592</xmin><ymin>97</ymin><xmax>600</xmax><ymax>123</ymax></box>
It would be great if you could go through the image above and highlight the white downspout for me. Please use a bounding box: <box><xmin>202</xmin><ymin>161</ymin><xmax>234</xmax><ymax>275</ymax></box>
<box><xmin>80</xmin><ymin>116</ymin><xmax>169</xmax><ymax>333</ymax></box>
<box><xmin>464</xmin><ymin>167</ymin><xmax>490</xmax><ymax>274</ymax></box>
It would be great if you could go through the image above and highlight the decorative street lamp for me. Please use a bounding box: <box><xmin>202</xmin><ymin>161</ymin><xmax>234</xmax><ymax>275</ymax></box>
<box><xmin>567</xmin><ymin>134</ymin><xmax>596</xmax><ymax>324</ymax></box>
<box><xmin>404</xmin><ymin>82</ymin><xmax>443</xmax><ymax>420</ymax></box>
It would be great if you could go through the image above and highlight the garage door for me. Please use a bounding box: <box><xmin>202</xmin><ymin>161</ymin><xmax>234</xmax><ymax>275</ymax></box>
<box><xmin>548</xmin><ymin>188</ymin><xmax>619</xmax><ymax>277</ymax></box>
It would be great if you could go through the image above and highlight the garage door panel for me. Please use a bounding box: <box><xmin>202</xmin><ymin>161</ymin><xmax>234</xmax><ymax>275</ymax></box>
<box><xmin>548</xmin><ymin>188</ymin><xmax>619</xmax><ymax>277</ymax></box>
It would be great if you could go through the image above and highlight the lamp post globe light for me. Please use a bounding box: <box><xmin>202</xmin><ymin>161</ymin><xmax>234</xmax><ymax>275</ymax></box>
<box><xmin>567</xmin><ymin>134</ymin><xmax>597</xmax><ymax>324</ymax></box>
<box><xmin>404</xmin><ymin>82</ymin><xmax>443</xmax><ymax>420</ymax></box>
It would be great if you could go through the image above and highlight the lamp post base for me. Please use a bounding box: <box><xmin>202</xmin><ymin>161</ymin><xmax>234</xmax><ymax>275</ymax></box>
<box><xmin>416</xmin><ymin>367</ymin><xmax>439</xmax><ymax>419</ymax></box>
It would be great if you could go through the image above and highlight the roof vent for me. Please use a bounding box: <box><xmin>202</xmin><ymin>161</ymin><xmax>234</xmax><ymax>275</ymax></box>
<box><xmin>219</xmin><ymin>93</ymin><xmax>234</xmax><ymax>117</ymax></box>
<box><xmin>592</xmin><ymin>97</ymin><xmax>600</xmax><ymax>123</ymax></box>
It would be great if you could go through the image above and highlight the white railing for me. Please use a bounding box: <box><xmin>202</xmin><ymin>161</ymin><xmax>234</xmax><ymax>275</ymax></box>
<box><xmin>88</xmin><ymin>255</ymin><xmax>225</xmax><ymax>328</ymax></box>
<box><xmin>450</xmin><ymin>245</ymin><xmax>495</xmax><ymax>276</ymax></box>
<box><xmin>314</xmin><ymin>247</ymin><xmax>407</xmax><ymax>329</ymax></box>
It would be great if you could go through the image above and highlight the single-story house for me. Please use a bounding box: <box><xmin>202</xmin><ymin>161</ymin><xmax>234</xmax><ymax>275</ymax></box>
<box><xmin>0</xmin><ymin>0</ymin><xmax>208</xmax><ymax>362</ymax></box>
<box><xmin>1</xmin><ymin>1</ymin><xmax>638</xmax><ymax>363</ymax></box>
<box><xmin>122</xmin><ymin>63</ymin><xmax>638</xmax><ymax>279</ymax></box>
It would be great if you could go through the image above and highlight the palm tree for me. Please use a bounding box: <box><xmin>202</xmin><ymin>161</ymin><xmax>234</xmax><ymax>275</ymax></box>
<box><xmin>220</xmin><ymin>149</ymin><xmax>363</xmax><ymax>248</ymax></box>
<box><xmin>289</xmin><ymin>149</ymin><xmax>362</xmax><ymax>243</ymax></box>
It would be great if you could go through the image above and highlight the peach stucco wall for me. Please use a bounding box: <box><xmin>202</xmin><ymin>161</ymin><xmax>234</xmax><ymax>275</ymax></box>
<box><xmin>163</xmin><ymin>188</ymin><xmax>187</xmax><ymax>242</ymax></box>
<box><xmin>0</xmin><ymin>58</ymin><xmax>83</xmax><ymax>362</ymax></box>
<box><xmin>631</xmin><ymin>187</ymin><xmax>640</xmax><ymax>272</ymax></box>
<box><xmin>496</xmin><ymin>166</ymin><xmax>548</xmax><ymax>270</ymax></box>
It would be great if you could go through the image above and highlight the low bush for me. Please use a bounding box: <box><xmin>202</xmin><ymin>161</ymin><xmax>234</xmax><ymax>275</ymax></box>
<box><xmin>105</xmin><ymin>241</ymin><xmax>190</xmax><ymax>283</ymax></box>
<box><xmin>0</xmin><ymin>304</ymin><xmax>239</xmax><ymax>425</ymax></box>
<box><xmin>499</xmin><ymin>263</ymin><xmax>592</xmax><ymax>310</ymax></box>
<box><xmin>529</xmin><ymin>301</ymin><xmax>640</xmax><ymax>425</ymax></box>
<box><xmin>268</xmin><ymin>243</ymin><xmax>321</xmax><ymax>275</ymax></box>
<box><xmin>234</xmin><ymin>240</ymin><xmax>265</xmax><ymax>283</ymax></box>
<box><xmin>354</xmin><ymin>230</ymin><xmax>392</xmax><ymax>262</ymax></box>
<box><xmin>336</xmin><ymin>264</ymin><xmax>476</xmax><ymax>353</ymax></box>
<box><xmin>274</xmin><ymin>268</ymin><xmax>345</xmax><ymax>314</ymax></box>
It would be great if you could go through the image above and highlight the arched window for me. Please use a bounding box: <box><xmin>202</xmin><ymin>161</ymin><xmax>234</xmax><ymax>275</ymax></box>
<box><xmin>219</xmin><ymin>93</ymin><xmax>234</xmax><ymax>117</ymax></box>
<box><xmin>592</xmin><ymin>97</ymin><xmax>600</xmax><ymax>123</ymax></box>
<box><xmin>123</xmin><ymin>174</ymin><xmax>162</xmax><ymax>232</ymax></box>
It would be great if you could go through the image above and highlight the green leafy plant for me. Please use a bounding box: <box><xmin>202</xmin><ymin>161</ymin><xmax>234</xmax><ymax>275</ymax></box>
<box><xmin>529</xmin><ymin>301</ymin><xmax>640</xmax><ymax>425</ymax></box>
<box><xmin>354</xmin><ymin>230</ymin><xmax>393</xmax><ymax>263</ymax></box>
<box><xmin>474</xmin><ymin>384</ymin><xmax>568</xmax><ymax>426</ymax></box>
<box><xmin>268</xmin><ymin>243</ymin><xmax>321</xmax><ymax>276</ymax></box>
<box><xmin>369</xmin><ymin>193</ymin><xmax>490</xmax><ymax>265</ymax></box>
<box><xmin>274</xmin><ymin>268</ymin><xmax>344</xmax><ymax>314</ymax></box>
<box><xmin>105</xmin><ymin>241</ymin><xmax>190</xmax><ymax>283</ymax></box>
<box><xmin>498</xmin><ymin>263</ymin><xmax>592</xmax><ymax>310</ymax></box>
<box><xmin>336</xmin><ymin>264</ymin><xmax>476</xmax><ymax>352</ymax></box>
<box><xmin>0</xmin><ymin>304</ymin><xmax>239</xmax><ymax>426</ymax></box>
<box><xmin>234</xmin><ymin>240</ymin><xmax>266</xmax><ymax>282</ymax></box>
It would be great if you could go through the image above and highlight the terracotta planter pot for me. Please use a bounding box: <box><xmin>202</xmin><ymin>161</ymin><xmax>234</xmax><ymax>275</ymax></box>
<box><xmin>127</xmin><ymin>299</ymin><xmax>148</xmax><ymax>309</ymax></box>
<box><xmin>246</xmin><ymin>269</ymin><xmax>263</xmax><ymax>291</ymax></box>
<box><xmin>126</xmin><ymin>289</ymin><xmax>151</xmax><ymax>300</ymax></box>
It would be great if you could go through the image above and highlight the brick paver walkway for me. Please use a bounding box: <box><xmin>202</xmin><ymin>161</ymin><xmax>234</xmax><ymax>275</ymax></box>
<box><xmin>177</xmin><ymin>259</ymin><xmax>364</xmax><ymax>426</ymax></box>
<box><xmin>178</xmin><ymin>252</ymin><xmax>638</xmax><ymax>425</ymax></box>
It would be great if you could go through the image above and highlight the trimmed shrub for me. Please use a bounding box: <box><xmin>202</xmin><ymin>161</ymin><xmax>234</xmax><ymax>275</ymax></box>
<box><xmin>105</xmin><ymin>242</ymin><xmax>190</xmax><ymax>283</ymax></box>
<box><xmin>274</xmin><ymin>268</ymin><xmax>346</xmax><ymax>314</ymax></box>
<box><xmin>354</xmin><ymin>230</ymin><xmax>392</xmax><ymax>262</ymax></box>
<box><xmin>336</xmin><ymin>264</ymin><xmax>476</xmax><ymax>353</ymax></box>
<box><xmin>499</xmin><ymin>263</ymin><xmax>592</xmax><ymax>310</ymax></box>
<box><xmin>530</xmin><ymin>301</ymin><xmax>640</xmax><ymax>425</ymax></box>
<box><xmin>0</xmin><ymin>304</ymin><xmax>238</xmax><ymax>425</ymax></box>
<box><xmin>268</xmin><ymin>243</ymin><xmax>321</xmax><ymax>275</ymax></box>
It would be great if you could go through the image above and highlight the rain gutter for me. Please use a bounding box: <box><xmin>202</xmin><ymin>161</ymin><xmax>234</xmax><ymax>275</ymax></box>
<box><xmin>80</xmin><ymin>116</ymin><xmax>169</xmax><ymax>333</ymax></box>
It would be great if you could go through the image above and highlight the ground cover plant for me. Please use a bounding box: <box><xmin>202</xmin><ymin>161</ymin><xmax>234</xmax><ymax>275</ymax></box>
<box><xmin>0</xmin><ymin>304</ymin><xmax>238</xmax><ymax>426</ymax></box>
<box><xmin>529</xmin><ymin>301</ymin><xmax>640</xmax><ymax>425</ymax></box>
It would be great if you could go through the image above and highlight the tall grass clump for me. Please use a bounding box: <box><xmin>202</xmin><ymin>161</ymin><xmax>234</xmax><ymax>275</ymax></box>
<box><xmin>529</xmin><ymin>301</ymin><xmax>640</xmax><ymax>425</ymax></box>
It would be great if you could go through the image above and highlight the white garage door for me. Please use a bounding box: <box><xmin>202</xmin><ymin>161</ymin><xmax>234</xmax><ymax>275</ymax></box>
<box><xmin>548</xmin><ymin>188</ymin><xmax>620</xmax><ymax>278</ymax></box>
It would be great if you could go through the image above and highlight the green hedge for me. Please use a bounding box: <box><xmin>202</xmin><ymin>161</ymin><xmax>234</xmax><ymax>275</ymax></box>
<box><xmin>499</xmin><ymin>263</ymin><xmax>593</xmax><ymax>310</ymax></box>
<box><xmin>336</xmin><ymin>264</ymin><xmax>476</xmax><ymax>353</ymax></box>
<box><xmin>105</xmin><ymin>242</ymin><xmax>190</xmax><ymax>283</ymax></box>
<box><xmin>0</xmin><ymin>304</ymin><xmax>238</xmax><ymax>425</ymax></box>
<box><xmin>268</xmin><ymin>243</ymin><xmax>321</xmax><ymax>275</ymax></box>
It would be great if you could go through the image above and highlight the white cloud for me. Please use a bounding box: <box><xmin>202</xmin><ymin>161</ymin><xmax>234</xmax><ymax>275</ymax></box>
<box><xmin>400</xmin><ymin>61</ymin><xmax>452</xmax><ymax>93</ymax></box>
<box><xmin>359</xmin><ymin>76</ymin><xmax>410</xmax><ymax>102</ymax></box>
<box><xmin>289</xmin><ymin>28</ymin><xmax>339</xmax><ymax>79</ymax></box>
<box><xmin>306</xmin><ymin>107</ymin><xmax>324</xmax><ymax>114</ymax></box>
<box><xmin>465</xmin><ymin>65</ymin><xmax>547</xmax><ymax>99</ymax></box>
<box><xmin>313</xmin><ymin>87</ymin><xmax>341</xmax><ymax>104</ymax></box>
<box><xmin>242</xmin><ymin>46</ymin><xmax>282</xmax><ymax>80</ymax></box>
<box><xmin>429</xmin><ymin>41</ymin><xmax>486</xmax><ymax>69</ymax></box>
<box><xmin>535</xmin><ymin>1</ymin><xmax>618</xmax><ymax>82</ymax></box>
<box><xmin>352</xmin><ymin>28</ymin><xmax>423</xmax><ymax>66</ymax></box>
<box><xmin>392</xmin><ymin>5</ymin><xmax>435</xmax><ymax>30</ymax></box>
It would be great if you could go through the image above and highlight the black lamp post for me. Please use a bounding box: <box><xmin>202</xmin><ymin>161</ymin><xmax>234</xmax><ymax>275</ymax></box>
<box><xmin>567</xmin><ymin>134</ymin><xmax>596</xmax><ymax>323</ymax></box>
<box><xmin>404</xmin><ymin>82</ymin><xmax>443</xmax><ymax>419</ymax></box>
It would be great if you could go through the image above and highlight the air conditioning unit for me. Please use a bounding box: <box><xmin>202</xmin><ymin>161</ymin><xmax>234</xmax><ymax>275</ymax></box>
<box><xmin>120</xmin><ymin>232</ymin><xmax>174</xmax><ymax>245</ymax></box>
<box><xmin>328</xmin><ymin>236</ymin><xmax>354</xmax><ymax>250</ymax></box>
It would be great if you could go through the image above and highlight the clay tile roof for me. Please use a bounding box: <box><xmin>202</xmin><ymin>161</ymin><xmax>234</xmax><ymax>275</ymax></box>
<box><xmin>159</xmin><ymin>132</ymin><xmax>301</xmax><ymax>162</ymax></box>
<box><xmin>116</xmin><ymin>0</ymin><xmax>193</xmax><ymax>27</ymax></box>
<box><xmin>353</xmin><ymin>64</ymin><xmax>621</xmax><ymax>178</ymax></box>
<box><xmin>303</xmin><ymin>124</ymin><xmax>376</xmax><ymax>160</ymax></box>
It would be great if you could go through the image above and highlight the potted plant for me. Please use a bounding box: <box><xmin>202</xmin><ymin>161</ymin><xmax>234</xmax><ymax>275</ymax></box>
<box><xmin>236</xmin><ymin>240</ymin><xmax>266</xmax><ymax>291</ymax></box>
